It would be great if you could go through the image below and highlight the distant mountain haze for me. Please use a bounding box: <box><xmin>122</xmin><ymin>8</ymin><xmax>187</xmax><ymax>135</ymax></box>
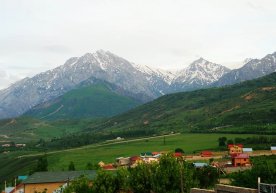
<box><xmin>0</xmin><ymin>50</ymin><xmax>276</xmax><ymax>119</ymax></box>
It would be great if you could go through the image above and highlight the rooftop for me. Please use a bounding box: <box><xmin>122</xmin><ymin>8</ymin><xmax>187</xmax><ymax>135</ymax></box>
<box><xmin>233</xmin><ymin>153</ymin><xmax>249</xmax><ymax>159</ymax></box>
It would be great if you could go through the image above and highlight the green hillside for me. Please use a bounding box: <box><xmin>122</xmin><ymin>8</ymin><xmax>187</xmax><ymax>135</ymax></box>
<box><xmin>0</xmin><ymin>117</ymin><xmax>101</xmax><ymax>142</ymax></box>
<box><xmin>84</xmin><ymin>72</ymin><xmax>276</xmax><ymax>135</ymax></box>
<box><xmin>25</xmin><ymin>84</ymin><xmax>141</xmax><ymax>120</ymax></box>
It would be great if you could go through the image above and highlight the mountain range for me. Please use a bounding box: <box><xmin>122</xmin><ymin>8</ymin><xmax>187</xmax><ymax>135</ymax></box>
<box><xmin>0</xmin><ymin>50</ymin><xmax>276</xmax><ymax>119</ymax></box>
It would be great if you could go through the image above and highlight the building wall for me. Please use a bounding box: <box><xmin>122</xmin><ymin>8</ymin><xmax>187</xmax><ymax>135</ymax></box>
<box><xmin>190</xmin><ymin>188</ymin><xmax>215</xmax><ymax>193</ymax></box>
<box><xmin>24</xmin><ymin>182</ymin><xmax>65</xmax><ymax>193</ymax></box>
<box><xmin>233</xmin><ymin>158</ymin><xmax>250</xmax><ymax>167</ymax></box>
<box><xmin>229</xmin><ymin>146</ymin><xmax>242</xmax><ymax>155</ymax></box>
<box><xmin>191</xmin><ymin>185</ymin><xmax>257</xmax><ymax>193</ymax></box>
<box><xmin>216</xmin><ymin>184</ymin><xmax>257</xmax><ymax>193</ymax></box>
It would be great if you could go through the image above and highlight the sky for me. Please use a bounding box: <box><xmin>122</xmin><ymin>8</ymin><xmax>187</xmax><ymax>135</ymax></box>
<box><xmin>1</xmin><ymin>0</ymin><xmax>276</xmax><ymax>89</ymax></box>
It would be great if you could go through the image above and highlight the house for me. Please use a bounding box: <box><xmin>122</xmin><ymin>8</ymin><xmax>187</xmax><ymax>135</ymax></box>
<box><xmin>201</xmin><ymin>151</ymin><xmax>213</xmax><ymax>157</ymax></box>
<box><xmin>102</xmin><ymin>164</ymin><xmax>116</xmax><ymax>170</ymax></box>
<box><xmin>1</xmin><ymin>144</ymin><xmax>11</xmax><ymax>147</ymax></box>
<box><xmin>173</xmin><ymin>152</ymin><xmax>183</xmax><ymax>157</ymax></box>
<box><xmin>18</xmin><ymin>176</ymin><xmax>28</xmax><ymax>181</ymax></box>
<box><xmin>142</xmin><ymin>156</ymin><xmax>159</xmax><ymax>163</ymax></box>
<box><xmin>228</xmin><ymin>144</ymin><xmax>243</xmax><ymax>156</ymax></box>
<box><xmin>15</xmin><ymin>144</ymin><xmax>26</xmax><ymax>148</ymax></box>
<box><xmin>116</xmin><ymin>157</ymin><xmax>130</xmax><ymax>166</ymax></box>
<box><xmin>22</xmin><ymin>170</ymin><xmax>96</xmax><ymax>193</ymax></box>
<box><xmin>193</xmin><ymin>162</ymin><xmax>208</xmax><ymax>168</ymax></box>
<box><xmin>140</xmin><ymin>152</ymin><xmax>153</xmax><ymax>157</ymax></box>
<box><xmin>130</xmin><ymin>156</ymin><xmax>142</xmax><ymax>166</ymax></box>
<box><xmin>242</xmin><ymin>148</ymin><xmax>253</xmax><ymax>155</ymax></box>
<box><xmin>271</xmin><ymin>146</ymin><xmax>276</xmax><ymax>154</ymax></box>
<box><xmin>232</xmin><ymin>153</ymin><xmax>250</xmax><ymax>167</ymax></box>
<box><xmin>98</xmin><ymin>161</ymin><xmax>105</xmax><ymax>167</ymax></box>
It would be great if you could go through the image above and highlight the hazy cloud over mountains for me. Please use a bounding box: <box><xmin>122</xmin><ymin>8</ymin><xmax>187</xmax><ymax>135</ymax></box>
<box><xmin>1</xmin><ymin>0</ymin><xmax>276</xmax><ymax>89</ymax></box>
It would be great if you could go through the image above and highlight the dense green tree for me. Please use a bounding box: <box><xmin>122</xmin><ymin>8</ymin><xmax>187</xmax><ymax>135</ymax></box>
<box><xmin>35</xmin><ymin>155</ymin><xmax>48</xmax><ymax>172</ymax></box>
<box><xmin>86</xmin><ymin>162</ymin><xmax>93</xmax><ymax>170</ymax></box>
<box><xmin>218</xmin><ymin>137</ymin><xmax>227</xmax><ymax>147</ymax></box>
<box><xmin>175</xmin><ymin>148</ymin><xmax>185</xmax><ymax>154</ymax></box>
<box><xmin>227</xmin><ymin>139</ymin><xmax>234</xmax><ymax>145</ymax></box>
<box><xmin>152</xmin><ymin>154</ymin><xmax>181</xmax><ymax>193</ymax></box>
<box><xmin>129</xmin><ymin>163</ymin><xmax>154</xmax><ymax>193</ymax></box>
<box><xmin>91</xmin><ymin>170</ymin><xmax>116</xmax><ymax>193</ymax></box>
<box><xmin>63</xmin><ymin>176</ymin><xmax>92</xmax><ymax>193</ymax></box>
<box><xmin>195</xmin><ymin>166</ymin><xmax>219</xmax><ymax>189</ymax></box>
<box><xmin>68</xmin><ymin>161</ymin><xmax>75</xmax><ymax>171</ymax></box>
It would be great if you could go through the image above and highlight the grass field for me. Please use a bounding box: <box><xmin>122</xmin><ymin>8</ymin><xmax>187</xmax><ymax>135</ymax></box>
<box><xmin>0</xmin><ymin>133</ymin><xmax>272</xmax><ymax>182</ymax></box>
<box><xmin>46</xmin><ymin>133</ymin><xmax>260</xmax><ymax>170</ymax></box>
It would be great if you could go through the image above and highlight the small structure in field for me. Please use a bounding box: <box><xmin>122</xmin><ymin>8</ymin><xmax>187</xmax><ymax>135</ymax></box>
<box><xmin>98</xmin><ymin>161</ymin><xmax>105</xmax><ymax>167</ymax></box>
<box><xmin>271</xmin><ymin>146</ymin><xmax>276</xmax><ymax>154</ymax></box>
<box><xmin>116</xmin><ymin>157</ymin><xmax>130</xmax><ymax>166</ymax></box>
<box><xmin>173</xmin><ymin>152</ymin><xmax>183</xmax><ymax>157</ymax></box>
<box><xmin>231</xmin><ymin>153</ymin><xmax>250</xmax><ymax>167</ymax></box>
<box><xmin>102</xmin><ymin>164</ymin><xmax>116</xmax><ymax>170</ymax></box>
<box><xmin>242</xmin><ymin>148</ymin><xmax>253</xmax><ymax>155</ymax></box>
<box><xmin>201</xmin><ymin>151</ymin><xmax>213</xmax><ymax>157</ymax></box>
<box><xmin>228</xmin><ymin>144</ymin><xmax>243</xmax><ymax>156</ymax></box>
<box><xmin>193</xmin><ymin>162</ymin><xmax>208</xmax><ymax>168</ymax></box>
<box><xmin>140</xmin><ymin>152</ymin><xmax>153</xmax><ymax>157</ymax></box>
<box><xmin>15</xmin><ymin>144</ymin><xmax>26</xmax><ymax>147</ymax></box>
<box><xmin>130</xmin><ymin>156</ymin><xmax>142</xmax><ymax>166</ymax></box>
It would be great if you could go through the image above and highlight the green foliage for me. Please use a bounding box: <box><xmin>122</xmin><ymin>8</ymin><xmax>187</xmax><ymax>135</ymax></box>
<box><xmin>234</xmin><ymin>136</ymin><xmax>276</xmax><ymax>149</ymax></box>
<box><xmin>63</xmin><ymin>175</ymin><xmax>93</xmax><ymax>193</ymax></box>
<box><xmin>175</xmin><ymin>148</ymin><xmax>185</xmax><ymax>153</ymax></box>
<box><xmin>68</xmin><ymin>161</ymin><xmax>75</xmax><ymax>171</ymax></box>
<box><xmin>129</xmin><ymin>163</ymin><xmax>154</xmax><ymax>193</ymax></box>
<box><xmin>218</xmin><ymin>137</ymin><xmax>227</xmax><ymax>147</ymax></box>
<box><xmin>30</xmin><ymin>155</ymin><xmax>48</xmax><ymax>174</ymax></box>
<box><xmin>80</xmin><ymin>72</ymin><xmax>276</xmax><ymax>136</ymax></box>
<box><xmin>195</xmin><ymin>166</ymin><xmax>219</xmax><ymax>189</ymax></box>
<box><xmin>152</xmin><ymin>154</ymin><xmax>182</xmax><ymax>193</ymax></box>
<box><xmin>63</xmin><ymin>154</ymin><xmax>216</xmax><ymax>193</ymax></box>
<box><xmin>91</xmin><ymin>170</ymin><xmax>117</xmax><ymax>193</ymax></box>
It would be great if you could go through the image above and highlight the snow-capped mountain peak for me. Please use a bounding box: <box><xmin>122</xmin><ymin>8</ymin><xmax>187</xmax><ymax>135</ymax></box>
<box><xmin>172</xmin><ymin>58</ymin><xmax>230</xmax><ymax>88</ymax></box>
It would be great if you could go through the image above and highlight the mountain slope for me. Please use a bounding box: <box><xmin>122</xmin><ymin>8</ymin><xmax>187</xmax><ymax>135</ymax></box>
<box><xmin>84</xmin><ymin>72</ymin><xmax>276</xmax><ymax>135</ymax></box>
<box><xmin>171</xmin><ymin>58</ymin><xmax>230</xmax><ymax>91</ymax></box>
<box><xmin>214</xmin><ymin>52</ymin><xmax>276</xmax><ymax>86</ymax></box>
<box><xmin>24</xmin><ymin>80</ymin><xmax>141</xmax><ymax>120</ymax></box>
<box><xmin>0</xmin><ymin>50</ymin><xmax>169</xmax><ymax>119</ymax></box>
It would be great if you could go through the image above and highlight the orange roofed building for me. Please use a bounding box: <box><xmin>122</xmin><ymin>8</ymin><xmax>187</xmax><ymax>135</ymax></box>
<box><xmin>228</xmin><ymin>144</ymin><xmax>243</xmax><ymax>156</ymax></box>
<box><xmin>23</xmin><ymin>171</ymin><xmax>96</xmax><ymax>193</ymax></box>
<box><xmin>232</xmin><ymin>153</ymin><xmax>250</xmax><ymax>167</ymax></box>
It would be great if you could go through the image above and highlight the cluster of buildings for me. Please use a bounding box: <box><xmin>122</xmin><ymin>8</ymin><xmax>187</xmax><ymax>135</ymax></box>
<box><xmin>1</xmin><ymin>143</ymin><xmax>26</xmax><ymax>148</ymax></box>
<box><xmin>98</xmin><ymin>151</ymin><xmax>184</xmax><ymax>170</ymax></box>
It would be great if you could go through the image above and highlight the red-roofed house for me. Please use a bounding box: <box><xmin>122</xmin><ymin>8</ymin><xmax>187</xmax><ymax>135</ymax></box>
<box><xmin>228</xmin><ymin>144</ymin><xmax>243</xmax><ymax>156</ymax></box>
<box><xmin>232</xmin><ymin>153</ymin><xmax>250</xmax><ymax>167</ymax></box>
<box><xmin>102</xmin><ymin>164</ymin><xmax>116</xmax><ymax>170</ymax></box>
<box><xmin>173</xmin><ymin>152</ymin><xmax>183</xmax><ymax>157</ymax></box>
<box><xmin>200</xmin><ymin>151</ymin><xmax>213</xmax><ymax>157</ymax></box>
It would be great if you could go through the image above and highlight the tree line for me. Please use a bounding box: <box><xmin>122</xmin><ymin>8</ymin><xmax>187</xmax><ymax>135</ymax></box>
<box><xmin>63</xmin><ymin>154</ymin><xmax>219</xmax><ymax>193</ymax></box>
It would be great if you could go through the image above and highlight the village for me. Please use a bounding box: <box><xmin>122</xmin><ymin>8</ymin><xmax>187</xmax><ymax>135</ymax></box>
<box><xmin>2</xmin><ymin>144</ymin><xmax>276</xmax><ymax>193</ymax></box>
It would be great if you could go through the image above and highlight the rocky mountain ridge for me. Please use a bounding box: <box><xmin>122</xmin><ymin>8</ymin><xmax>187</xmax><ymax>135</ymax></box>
<box><xmin>1</xmin><ymin>50</ymin><xmax>276</xmax><ymax>119</ymax></box>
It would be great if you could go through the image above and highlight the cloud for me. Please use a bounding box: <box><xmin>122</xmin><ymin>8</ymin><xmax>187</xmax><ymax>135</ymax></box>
<box><xmin>0</xmin><ymin>0</ymin><xmax>276</xmax><ymax>88</ymax></box>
